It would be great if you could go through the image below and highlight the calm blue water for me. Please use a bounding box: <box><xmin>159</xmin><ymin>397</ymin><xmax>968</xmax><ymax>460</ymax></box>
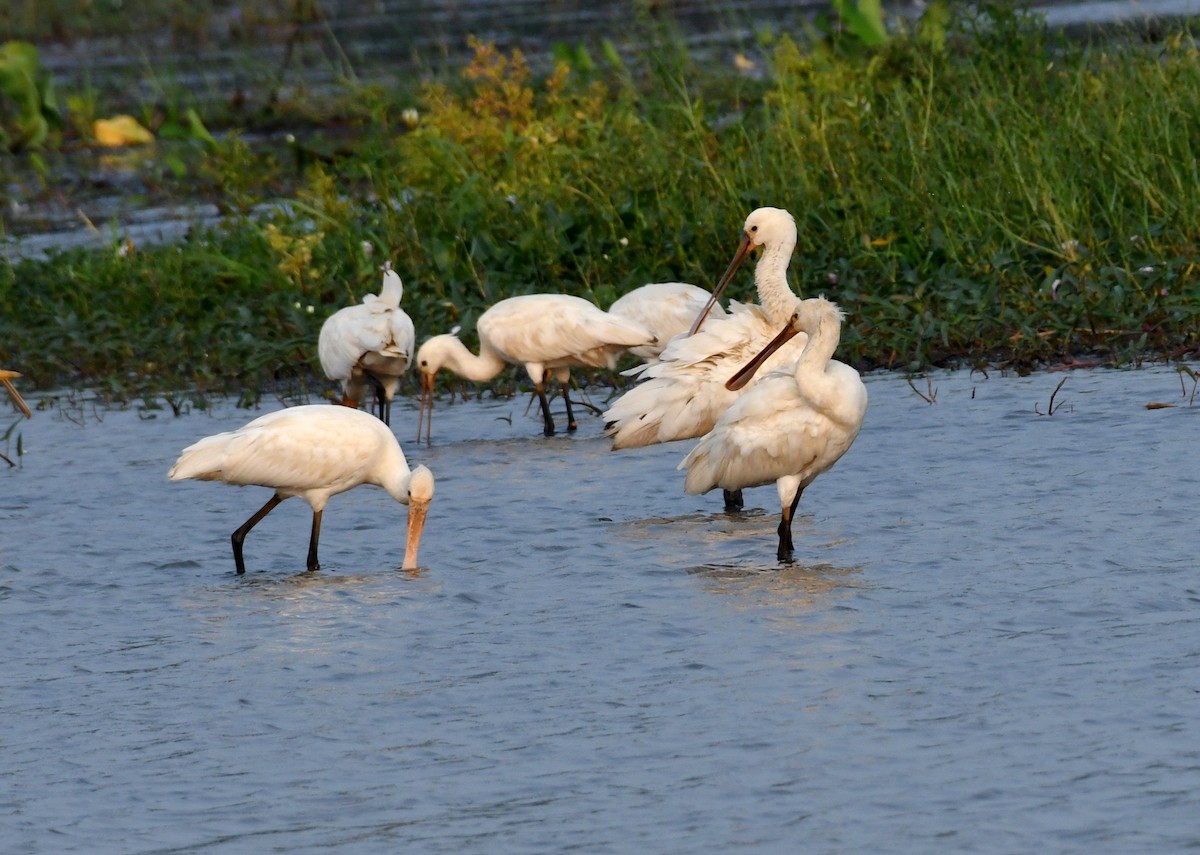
<box><xmin>2</xmin><ymin>364</ymin><xmax>1199</xmax><ymax>853</ymax></box>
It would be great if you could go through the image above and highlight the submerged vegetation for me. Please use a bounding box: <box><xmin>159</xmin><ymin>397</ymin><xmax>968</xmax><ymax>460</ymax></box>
<box><xmin>2</xmin><ymin>2</ymin><xmax>1200</xmax><ymax>404</ymax></box>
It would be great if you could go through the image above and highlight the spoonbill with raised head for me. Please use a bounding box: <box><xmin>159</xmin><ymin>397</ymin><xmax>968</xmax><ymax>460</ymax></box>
<box><xmin>680</xmin><ymin>297</ymin><xmax>867</xmax><ymax>562</ymax></box>
<box><xmin>604</xmin><ymin>207</ymin><xmax>809</xmax><ymax>509</ymax></box>
<box><xmin>318</xmin><ymin>260</ymin><xmax>416</xmax><ymax>426</ymax></box>
<box><xmin>415</xmin><ymin>293</ymin><xmax>656</xmax><ymax>442</ymax></box>
<box><xmin>169</xmin><ymin>405</ymin><xmax>434</xmax><ymax>573</ymax></box>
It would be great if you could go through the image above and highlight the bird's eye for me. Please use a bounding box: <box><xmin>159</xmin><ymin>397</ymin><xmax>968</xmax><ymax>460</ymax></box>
<box><xmin>750</xmin><ymin>225</ymin><xmax>758</xmax><ymax>232</ymax></box>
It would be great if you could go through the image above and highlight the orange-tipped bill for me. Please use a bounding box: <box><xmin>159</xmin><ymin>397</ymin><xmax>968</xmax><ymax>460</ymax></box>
<box><xmin>404</xmin><ymin>498</ymin><xmax>430</xmax><ymax>570</ymax></box>
<box><xmin>0</xmin><ymin>370</ymin><xmax>32</xmax><ymax>419</ymax></box>
<box><xmin>689</xmin><ymin>230</ymin><xmax>755</xmax><ymax>336</ymax></box>
<box><xmin>725</xmin><ymin>313</ymin><xmax>801</xmax><ymax>391</ymax></box>
<box><xmin>417</xmin><ymin>371</ymin><xmax>435</xmax><ymax>445</ymax></box>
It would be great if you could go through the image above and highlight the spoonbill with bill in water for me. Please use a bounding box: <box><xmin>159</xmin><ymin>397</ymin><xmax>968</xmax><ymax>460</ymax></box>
<box><xmin>169</xmin><ymin>405</ymin><xmax>434</xmax><ymax>573</ymax></box>
<box><xmin>415</xmin><ymin>293</ymin><xmax>656</xmax><ymax>442</ymax></box>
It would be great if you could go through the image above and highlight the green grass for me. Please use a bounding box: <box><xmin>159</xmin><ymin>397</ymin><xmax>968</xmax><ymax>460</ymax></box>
<box><xmin>3</xmin><ymin>3</ymin><xmax>1200</xmax><ymax>404</ymax></box>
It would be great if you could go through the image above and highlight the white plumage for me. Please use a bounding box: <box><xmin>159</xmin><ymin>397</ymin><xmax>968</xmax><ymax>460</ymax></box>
<box><xmin>607</xmin><ymin>282</ymin><xmax>727</xmax><ymax>362</ymax></box>
<box><xmin>415</xmin><ymin>293</ymin><xmax>656</xmax><ymax>441</ymax></box>
<box><xmin>169</xmin><ymin>405</ymin><xmax>434</xmax><ymax>573</ymax></box>
<box><xmin>604</xmin><ymin>208</ymin><xmax>808</xmax><ymax>452</ymax></box>
<box><xmin>318</xmin><ymin>261</ymin><xmax>416</xmax><ymax>426</ymax></box>
<box><xmin>680</xmin><ymin>297</ymin><xmax>867</xmax><ymax>562</ymax></box>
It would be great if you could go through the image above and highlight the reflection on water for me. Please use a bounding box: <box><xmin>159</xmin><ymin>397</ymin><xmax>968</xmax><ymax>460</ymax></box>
<box><xmin>3</xmin><ymin>365</ymin><xmax>1200</xmax><ymax>852</ymax></box>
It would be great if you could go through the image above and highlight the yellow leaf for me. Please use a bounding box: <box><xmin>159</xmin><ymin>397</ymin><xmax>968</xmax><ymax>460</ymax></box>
<box><xmin>93</xmin><ymin>115</ymin><xmax>154</xmax><ymax>147</ymax></box>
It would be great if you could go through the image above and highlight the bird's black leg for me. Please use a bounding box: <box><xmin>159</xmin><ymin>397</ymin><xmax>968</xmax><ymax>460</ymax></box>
<box><xmin>306</xmin><ymin>509</ymin><xmax>323</xmax><ymax>572</ymax></box>
<box><xmin>536</xmin><ymin>383</ymin><xmax>556</xmax><ymax>436</ymax></box>
<box><xmin>561</xmin><ymin>380</ymin><xmax>578</xmax><ymax>432</ymax></box>
<box><xmin>723</xmin><ymin>489</ymin><xmax>744</xmax><ymax>512</ymax></box>
<box><xmin>231</xmin><ymin>494</ymin><xmax>284</xmax><ymax>575</ymax></box>
<box><xmin>776</xmin><ymin>487</ymin><xmax>804</xmax><ymax>562</ymax></box>
<box><xmin>367</xmin><ymin>374</ymin><xmax>389</xmax><ymax>425</ymax></box>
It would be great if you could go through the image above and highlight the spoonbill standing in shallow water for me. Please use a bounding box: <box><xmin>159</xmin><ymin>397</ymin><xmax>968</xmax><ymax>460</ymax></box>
<box><xmin>604</xmin><ymin>207</ymin><xmax>809</xmax><ymax>509</ymax></box>
<box><xmin>680</xmin><ymin>297</ymin><xmax>867</xmax><ymax>562</ymax></box>
<box><xmin>1</xmin><ymin>370</ymin><xmax>32</xmax><ymax>418</ymax></box>
<box><xmin>169</xmin><ymin>406</ymin><xmax>434</xmax><ymax>573</ymax></box>
<box><xmin>318</xmin><ymin>260</ymin><xmax>416</xmax><ymax>426</ymax></box>
<box><xmin>415</xmin><ymin>293</ymin><xmax>656</xmax><ymax>442</ymax></box>
<box><xmin>607</xmin><ymin>282</ymin><xmax>728</xmax><ymax>362</ymax></box>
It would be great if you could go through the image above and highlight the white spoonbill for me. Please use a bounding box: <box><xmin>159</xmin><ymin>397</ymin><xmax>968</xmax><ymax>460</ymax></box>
<box><xmin>680</xmin><ymin>297</ymin><xmax>867</xmax><ymax>562</ymax></box>
<box><xmin>607</xmin><ymin>282</ymin><xmax>728</xmax><ymax>362</ymax></box>
<box><xmin>415</xmin><ymin>293</ymin><xmax>656</xmax><ymax>442</ymax></box>
<box><xmin>604</xmin><ymin>207</ymin><xmax>808</xmax><ymax>450</ymax></box>
<box><xmin>1</xmin><ymin>370</ymin><xmax>32</xmax><ymax>418</ymax></box>
<box><xmin>168</xmin><ymin>405</ymin><xmax>434</xmax><ymax>573</ymax></box>
<box><xmin>603</xmin><ymin>207</ymin><xmax>808</xmax><ymax>510</ymax></box>
<box><xmin>318</xmin><ymin>260</ymin><xmax>416</xmax><ymax>426</ymax></box>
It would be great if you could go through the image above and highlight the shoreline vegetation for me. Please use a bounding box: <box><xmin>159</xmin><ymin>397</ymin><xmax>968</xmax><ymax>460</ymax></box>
<box><xmin>2</xmin><ymin>1</ymin><xmax>1199</xmax><ymax>410</ymax></box>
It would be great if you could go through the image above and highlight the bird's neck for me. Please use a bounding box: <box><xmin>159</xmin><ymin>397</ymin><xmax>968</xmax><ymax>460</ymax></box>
<box><xmin>376</xmin><ymin>444</ymin><xmax>414</xmax><ymax>502</ymax></box>
<box><xmin>755</xmin><ymin>238</ymin><xmax>800</xmax><ymax>325</ymax></box>
<box><xmin>378</xmin><ymin>275</ymin><xmax>403</xmax><ymax>307</ymax></box>
<box><xmin>441</xmin><ymin>339</ymin><xmax>508</xmax><ymax>383</ymax></box>
<box><xmin>797</xmin><ymin>310</ymin><xmax>842</xmax><ymax>372</ymax></box>
<box><xmin>793</xmin><ymin>310</ymin><xmax>853</xmax><ymax>418</ymax></box>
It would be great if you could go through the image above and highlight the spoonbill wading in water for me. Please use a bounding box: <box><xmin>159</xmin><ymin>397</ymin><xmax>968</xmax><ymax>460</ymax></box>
<box><xmin>604</xmin><ymin>207</ymin><xmax>808</xmax><ymax>510</ymax></box>
<box><xmin>679</xmin><ymin>297</ymin><xmax>867</xmax><ymax>562</ymax></box>
<box><xmin>606</xmin><ymin>282</ymin><xmax>728</xmax><ymax>363</ymax></box>
<box><xmin>415</xmin><ymin>293</ymin><xmax>656</xmax><ymax>442</ymax></box>
<box><xmin>169</xmin><ymin>406</ymin><xmax>434</xmax><ymax>573</ymax></box>
<box><xmin>318</xmin><ymin>260</ymin><xmax>416</xmax><ymax>426</ymax></box>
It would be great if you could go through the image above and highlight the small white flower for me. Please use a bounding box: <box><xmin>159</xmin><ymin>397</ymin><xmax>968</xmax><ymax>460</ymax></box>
<box><xmin>294</xmin><ymin>301</ymin><xmax>302</xmax><ymax>310</ymax></box>
<box><xmin>619</xmin><ymin>237</ymin><xmax>629</xmax><ymax>247</ymax></box>
<box><xmin>1130</xmin><ymin>234</ymin><xmax>1143</xmax><ymax>244</ymax></box>
<box><xmin>361</xmin><ymin>241</ymin><xmax>374</xmax><ymax>256</ymax></box>
<box><xmin>306</xmin><ymin>305</ymin><xmax>315</xmax><ymax>314</ymax></box>
<box><xmin>1059</xmin><ymin>239</ymin><xmax>1080</xmax><ymax>254</ymax></box>
<box><xmin>827</xmin><ymin>272</ymin><xmax>839</xmax><ymax>285</ymax></box>
<box><xmin>402</xmin><ymin>108</ymin><xmax>420</xmax><ymax>128</ymax></box>
<box><xmin>1139</xmin><ymin>266</ymin><xmax>1155</xmax><ymax>274</ymax></box>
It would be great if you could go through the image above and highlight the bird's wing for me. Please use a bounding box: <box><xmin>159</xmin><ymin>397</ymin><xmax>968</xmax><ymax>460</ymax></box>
<box><xmin>604</xmin><ymin>303</ymin><xmax>807</xmax><ymax>448</ymax></box>
<box><xmin>318</xmin><ymin>305</ymin><xmax>396</xmax><ymax>380</ymax></box>
<box><xmin>679</xmin><ymin>375</ymin><xmax>823</xmax><ymax>494</ymax></box>
<box><xmin>609</xmin><ymin>283</ymin><xmax>726</xmax><ymax>339</ymax></box>
<box><xmin>679</xmin><ymin>370</ymin><xmax>864</xmax><ymax>495</ymax></box>
<box><xmin>384</xmin><ymin>308</ymin><xmax>416</xmax><ymax>362</ymax></box>
<box><xmin>170</xmin><ymin>409</ymin><xmax>374</xmax><ymax>494</ymax></box>
<box><xmin>480</xmin><ymin>296</ymin><xmax>655</xmax><ymax>368</ymax></box>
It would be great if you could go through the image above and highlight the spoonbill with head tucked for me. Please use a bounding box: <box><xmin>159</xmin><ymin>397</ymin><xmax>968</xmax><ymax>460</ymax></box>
<box><xmin>607</xmin><ymin>282</ymin><xmax>728</xmax><ymax>362</ymax></box>
<box><xmin>1</xmin><ymin>370</ymin><xmax>32</xmax><ymax>418</ymax></box>
<box><xmin>318</xmin><ymin>260</ymin><xmax>416</xmax><ymax>426</ymax></box>
<box><xmin>680</xmin><ymin>297</ymin><xmax>867</xmax><ymax>562</ymax></box>
<box><xmin>169</xmin><ymin>405</ymin><xmax>434</xmax><ymax>573</ymax></box>
<box><xmin>415</xmin><ymin>293</ymin><xmax>656</xmax><ymax>442</ymax></box>
<box><xmin>603</xmin><ymin>207</ymin><xmax>809</xmax><ymax>509</ymax></box>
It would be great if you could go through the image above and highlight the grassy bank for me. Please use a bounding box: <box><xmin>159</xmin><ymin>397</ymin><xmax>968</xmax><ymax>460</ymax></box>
<box><xmin>3</xmin><ymin>3</ymin><xmax>1200</xmax><ymax>405</ymax></box>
